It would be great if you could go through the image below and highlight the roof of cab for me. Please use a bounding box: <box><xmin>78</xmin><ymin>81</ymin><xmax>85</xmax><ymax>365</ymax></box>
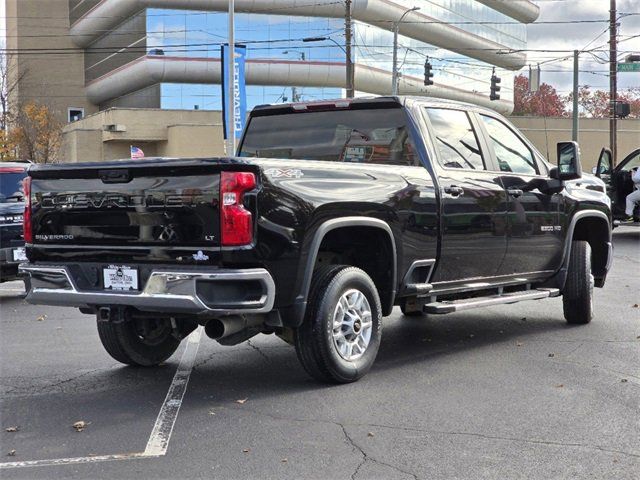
<box><xmin>250</xmin><ymin>95</ymin><xmax>495</xmax><ymax>117</ymax></box>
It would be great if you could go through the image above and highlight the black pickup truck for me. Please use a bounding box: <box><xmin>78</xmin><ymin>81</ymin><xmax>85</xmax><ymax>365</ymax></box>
<box><xmin>19</xmin><ymin>97</ymin><xmax>613</xmax><ymax>383</ymax></box>
<box><xmin>1</xmin><ymin>162</ymin><xmax>28</xmax><ymax>282</ymax></box>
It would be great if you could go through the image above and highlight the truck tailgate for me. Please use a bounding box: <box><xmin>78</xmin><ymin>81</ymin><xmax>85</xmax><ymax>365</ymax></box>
<box><xmin>27</xmin><ymin>158</ymin><xmax>263</xmax><ymax>265</ymax></box>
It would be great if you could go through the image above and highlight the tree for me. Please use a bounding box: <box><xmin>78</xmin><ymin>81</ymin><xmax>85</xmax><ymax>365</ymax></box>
<box><xmin>7</xmin><ymin>102</ymin><xmax>62</xmax><ymax>163</ymax></box>
<box><xmin>566</xmin><ymin>86</ymin><xmax>640</xmax><ymax>119</ymax></box>
<box><xmin>0</xmin><ymin>52</ymin><xmax>28</xmax><ymax>161</ymax></box>
<box><xmin>513</xmin><ymin>74</ymin><xmax>567</xmax><ymax>117</ymax></box>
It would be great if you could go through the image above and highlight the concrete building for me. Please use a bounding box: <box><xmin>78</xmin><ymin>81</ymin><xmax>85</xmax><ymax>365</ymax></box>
<box><xmin>7</xmin><ymin>0</ymin><xmax>540</xmax><ymax>161</ymax></box>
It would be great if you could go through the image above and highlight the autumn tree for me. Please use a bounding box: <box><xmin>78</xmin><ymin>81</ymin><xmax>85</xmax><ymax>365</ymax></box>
<box><xmin>7</xmin><ymin>102</ymin><xmax>62</xmax><ymax>164</ymax></box>
<box><xmin>566</xmin><ymin>86</ymin><xmax>640</xmax><ymax>119</ymax></box>
<box><xmin>0</xmin><ymin>52</ymin><xmax>27</xmax><ymax>161</ymax></box>
<box><xmin>512</xmin><ymin>74</ymin><xmax>567</xmax><ymax>117</ymax></box>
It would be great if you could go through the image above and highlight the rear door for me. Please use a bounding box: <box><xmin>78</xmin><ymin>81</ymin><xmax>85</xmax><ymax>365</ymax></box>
<box><xmin>423</xmin><ymin>107</ymin><xmax>508</xmax><ymax>283</ymax></box>
<box><xmin>476</xmin><ymin>113</ymin><xmax>562</xmax><ymax>275</ymax></box>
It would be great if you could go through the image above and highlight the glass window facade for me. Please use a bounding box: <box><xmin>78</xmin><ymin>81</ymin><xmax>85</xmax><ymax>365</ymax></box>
<box><xmin>84</xmin><ymin>1</ymin><xmax>527</xmax><ymax>111</ymax></box>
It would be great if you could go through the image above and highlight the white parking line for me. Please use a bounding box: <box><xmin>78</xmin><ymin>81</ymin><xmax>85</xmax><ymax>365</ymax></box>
<box><xmin>0</xmin><ymin>328</ymin><xmax>203</xmax><ymax>470</ymax></box>
<box><xmin>144</xmin><ymin>328</ymin><xmax>203</xmax><ymax>456</ymax></box>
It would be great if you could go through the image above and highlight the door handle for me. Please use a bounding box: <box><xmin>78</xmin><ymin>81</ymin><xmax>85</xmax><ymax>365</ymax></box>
<box><xmin>444</xmin><ymin>186</ymin><xmax>464</xmax><ymax>196</ymax></box>
<box><xmin>507</xmin><ymin>188</ymin><xmax>524</xmax><ymax>198</ymax></box>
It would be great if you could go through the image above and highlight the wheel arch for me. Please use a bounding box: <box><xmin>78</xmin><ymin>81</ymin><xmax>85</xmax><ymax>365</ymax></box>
<box><xmin>290</xmin><ymin>217</ymin><xmax>398</xmax><ymax>326</ymax></box>
<box><xmin>557</xmin><ymin>210</ymin><xmax>612</xmax><ymax>290</ymax></box>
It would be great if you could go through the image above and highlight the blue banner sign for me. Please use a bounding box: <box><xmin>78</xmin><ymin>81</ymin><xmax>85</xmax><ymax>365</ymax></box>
<box><xmin>221</xmin><ymin>44</ymin><xmax>247</xmax><ymax>141</ymax></box>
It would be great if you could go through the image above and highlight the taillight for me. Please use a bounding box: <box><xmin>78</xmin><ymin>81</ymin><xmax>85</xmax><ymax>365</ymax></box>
<box><xmin>23</xmin><ymin>176</ymin><xmax>33</xmax><ymax>243</ymax></box>
<box><xmin>220</xmin><ymin>171</ymin><xmax>256</xmax><ymax>246</ymax></box>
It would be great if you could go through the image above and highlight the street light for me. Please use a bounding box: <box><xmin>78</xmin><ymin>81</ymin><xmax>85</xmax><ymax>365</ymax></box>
<box><xmin>392</xmin><ymin>6</ymin><xmax>420</xmax><ymax>95</ymax></box>
<box><xmin>303</xmin><ymin>36</ymin><xmax>352</xmax><ymax>97</ymax></box>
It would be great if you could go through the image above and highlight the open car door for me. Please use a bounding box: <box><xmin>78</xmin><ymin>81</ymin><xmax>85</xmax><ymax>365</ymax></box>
<box><xmin>594</xmin><ymin>147</ymin><xmax>613</xmax><ymax>180</ymax></box>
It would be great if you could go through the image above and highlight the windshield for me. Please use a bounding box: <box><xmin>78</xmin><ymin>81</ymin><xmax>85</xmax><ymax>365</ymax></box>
<box><xmin>0</xmin><ymin>168</ymin><xmax>27</xmax><ymax>203</ymax></box>
<box><xmin>239</xmin><ymin>107</ymin><xmax>418</xmax><ymax>166</ymax></box>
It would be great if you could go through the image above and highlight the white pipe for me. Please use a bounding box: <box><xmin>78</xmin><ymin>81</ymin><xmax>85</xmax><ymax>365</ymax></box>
<box><xmin>85</xmin><ymin>56</ymin><xmax>514</xmax><ymax>113</ymax></box>
<box><xmin>474</xmin><ymin>0</ymin><xmax>540</xmax><ymax>24</ymax></box>
<box><xmin>70</xmin><ymin>0</ymin><xmax>527</xmax><ymax>70</ymax></box>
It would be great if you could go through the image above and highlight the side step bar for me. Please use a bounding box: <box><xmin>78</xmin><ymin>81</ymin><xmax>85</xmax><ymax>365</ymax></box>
<box><xmin>401</xmin><ymin>283</ymin><xmax>433</xmax><ymax>296</ymax></box>
<box><xmin>424</xmin><ymin>288</ymin><xmax>560</xmax><ymax>314</ymax></box>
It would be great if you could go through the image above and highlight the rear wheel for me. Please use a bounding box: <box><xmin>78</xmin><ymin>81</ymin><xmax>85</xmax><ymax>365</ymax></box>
<box><xmin>294</xmin><ymin>265</ymin><xmax>382</xmax><ymax>383</ymax></box>
<box><xmin>563</xmin><ymin>241</ymin><xmax>594</xmax><ymax>325</ymax></box>
<box><xmin>97</xmin><ymin>316</ymin><xmax>181</xmax><ymax>366</ymax></box>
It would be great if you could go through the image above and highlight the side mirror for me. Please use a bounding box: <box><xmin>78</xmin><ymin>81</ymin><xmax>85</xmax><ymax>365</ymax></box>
<box><xmin>556</xmin><ymin>141</ymin><xmax>582</xmax><ymax>181</ymax></box>
<box><xmin>591</xmin><ymin>167</ymin><xmax>598</xmax><ymax>175</ymax></box>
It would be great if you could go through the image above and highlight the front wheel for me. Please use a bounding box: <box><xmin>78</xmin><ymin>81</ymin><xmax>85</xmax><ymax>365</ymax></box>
<box><xmin>294</xmin><ymin>265</ymin><xmax>382</xmax><ymax>383</ymax></box>
<box><xmin>97</xmin><ymin>316</ymin><xmax>181</xmax><ymax>366</ymax></box>
<box><xmin>563</xmin><ymin>240</ymin><xmax>594</xmax><ymax>325</ymax></box>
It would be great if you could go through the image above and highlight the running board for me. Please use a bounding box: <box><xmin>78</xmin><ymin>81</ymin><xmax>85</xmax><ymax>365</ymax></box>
<box><xmin>401</xmin><ymin>283</ymin><xmax>433</xmax><ymax>296</ymax></box>
<box><xmin>423</xmin><ymin>288</ymin><xmax>560</xmax><ymax>314</ymax></box>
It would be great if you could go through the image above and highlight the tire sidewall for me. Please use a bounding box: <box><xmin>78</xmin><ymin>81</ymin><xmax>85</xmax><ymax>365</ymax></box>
<box><xmin>115</xmin><ymin>319</ymin><xmax>179</xmax><ymax>366</ymax></box>
<box><xmin>315</xmin><ymin>269</ymin><xmax>382</xmax><ymax>381</ymax></box>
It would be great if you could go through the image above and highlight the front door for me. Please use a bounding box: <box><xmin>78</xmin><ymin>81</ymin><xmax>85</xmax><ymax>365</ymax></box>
<box><xmin>423</xmin><ymin>107</ymin><xmax>508</xmax><ymax>283</ymax></box>
<box><xmin>477</xmin><ymin>114</ymin><xmax>563</xmax><ymax>275</ymax></box>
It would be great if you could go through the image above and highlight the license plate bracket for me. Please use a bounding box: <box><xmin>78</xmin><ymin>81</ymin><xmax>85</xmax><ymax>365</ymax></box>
<box><xmin>103</xmin><ymin>265</ymin><xmax>139</xmax><ymax>291</ymax></box>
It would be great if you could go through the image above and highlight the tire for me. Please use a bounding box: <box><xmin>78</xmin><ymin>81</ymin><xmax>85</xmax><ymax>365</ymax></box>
<box><xmin>97</xmin><ymin>316</ymin><xmax>181</xmax><ymax>366</ymax></box>
<box><xmin>400</xmin><ymin>298</ymin><xmax>424</xmax><ymax>317</ymax></box>
<box><xmin>563</xmin><ymin>240</ymin><xmax>594</xmax><ymax>325</ymax></box>
<box><xmin>294</xmin><ymin>265</ymin><xmax>382</xmax><ymax>384</ymax></box>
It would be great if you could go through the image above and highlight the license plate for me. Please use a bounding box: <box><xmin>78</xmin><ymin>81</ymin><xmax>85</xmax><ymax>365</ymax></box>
<box><xmin>12</xmin><ymin>248</ymin><xmax>27</xmax><ymax>262</ymax></box>
<box><xmin>103</xmin><ymin>265</ymin><xmax>138</xmax><ymax>291</ymax></box>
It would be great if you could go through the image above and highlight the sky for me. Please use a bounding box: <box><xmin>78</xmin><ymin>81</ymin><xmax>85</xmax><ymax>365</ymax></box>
<box><xmin>525</xmin><ymin>0</ymin><xmax>640</xmax><ymax>95</ymax></box>
<box><xmin>0</xmin><ymin>0</ymin><xmax>638</xmax><ymax>97</ymax></box>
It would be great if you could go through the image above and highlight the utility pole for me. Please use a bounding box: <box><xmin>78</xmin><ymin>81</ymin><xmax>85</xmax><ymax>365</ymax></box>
<box><xmin>345</xmin><ymin>0</ymin><xmax>354</xmax><ymax>98</ymax></box>
<box><xmin>572</xmin><ymin>50</ymin><xmax>579</xmax><ymax>142</ymax></box>
<box><xmin>226</xmin><ymin>0</ymin><xmax>236</xmax><ymax>156</ymax></box>
<box><xmin>609</xmin><ymin>0</ymin><xmax>617</xmax><ymax>165</ymax></box>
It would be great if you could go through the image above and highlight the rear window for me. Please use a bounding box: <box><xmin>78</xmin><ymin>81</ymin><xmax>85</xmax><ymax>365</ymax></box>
<box><xmin>0</xmin><ymin>167</ymin><xmax>27</xmax><ymax>203</ymax></box>
<box><xmin>239</xmin><ymin>108</ymin><xmax>418</xmax><ymax>166</ymax></box>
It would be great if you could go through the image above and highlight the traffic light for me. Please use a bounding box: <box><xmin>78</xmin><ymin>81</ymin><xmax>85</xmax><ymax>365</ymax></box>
<box><xmin>424</xmin><ymin>58</ymin><xmax>434</xmax><ymax>86</ymax></box>
<box><xmin>490</xmin><ymin>69</ymin><xmax>501</xmax><ymax>101</ymax></box>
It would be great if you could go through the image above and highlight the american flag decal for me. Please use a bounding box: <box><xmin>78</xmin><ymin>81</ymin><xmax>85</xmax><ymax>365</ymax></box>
<box><xmin>130</xmin><ymin>146</ymin><xmax>145</xmax><ymax>159</ymax></box>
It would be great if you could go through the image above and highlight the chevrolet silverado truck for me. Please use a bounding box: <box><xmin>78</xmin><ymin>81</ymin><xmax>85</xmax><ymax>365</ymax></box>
<box><xmin>1</xmin><ymin>162</ymin><xmax>28</xmax><ymax>282</ymax></box>
<box><xmin>19</xmin><ymin>97</ymin><xmax>613</xmax><ymax>383</ymax></box>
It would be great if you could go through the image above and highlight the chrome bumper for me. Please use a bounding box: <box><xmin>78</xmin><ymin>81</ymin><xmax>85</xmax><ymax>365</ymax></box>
<box><xmin>19</xmin><ymin>264</ymin><xmax>275</xmax><ymax>315</ymax></box>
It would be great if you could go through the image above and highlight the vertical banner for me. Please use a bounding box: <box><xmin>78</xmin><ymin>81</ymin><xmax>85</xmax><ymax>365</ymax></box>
<box><xmin>221</xmin><ymin>44</ymin><xmax>247</xmax><ymax>142</ymax></box>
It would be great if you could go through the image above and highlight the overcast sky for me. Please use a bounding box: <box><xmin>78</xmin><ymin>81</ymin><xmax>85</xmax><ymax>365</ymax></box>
<box><xmin>526</xmin><ymin>0</ymin><xmax>640</xmax><ymax>95</ymax></box>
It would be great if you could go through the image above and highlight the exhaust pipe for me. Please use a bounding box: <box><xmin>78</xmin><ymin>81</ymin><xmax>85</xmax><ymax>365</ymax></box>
<box><xmin>204</xmin><ymin>315</ymin><xmax>263</xmax><ymax>340</ymax></box>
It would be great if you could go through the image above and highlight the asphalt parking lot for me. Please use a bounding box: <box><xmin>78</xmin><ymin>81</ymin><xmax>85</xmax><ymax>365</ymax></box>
<box><xmin>1</xmin><ymin>227</ymin><xmax>638</xmax><ymax>480</ymax></box>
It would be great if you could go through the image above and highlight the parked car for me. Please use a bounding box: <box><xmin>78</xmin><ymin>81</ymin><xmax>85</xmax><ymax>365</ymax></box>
<box><xmin>0</xmin><ymin>162</ymin><xmax>28</xmax><ymax>282</ymax></box>
<box><xmin>594</xmin><ymin>147</ymin><xmax>640</xmax><ymax>225</ymax></box>
<box><xmin>19</xmin><ymin>97</ymin><xmax>612</xmax><ymax>383</ymax></box>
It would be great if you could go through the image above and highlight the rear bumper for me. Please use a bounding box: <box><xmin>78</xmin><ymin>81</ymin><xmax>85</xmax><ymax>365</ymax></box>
<box><xmin>0</xmin><ymin>246</ymin><xmax>22</xmax><ymax>265</ymax></box>
<box><xmin>19</xmin><ymin>264</ymin><xmax>275</xmax><ymax>316</ymax></box>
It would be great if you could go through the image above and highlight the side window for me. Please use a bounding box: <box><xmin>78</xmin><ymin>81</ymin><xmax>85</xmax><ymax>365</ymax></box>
<box><xmin>620</xmin><ymin>152</ymin><xmax>640</xmax><ymax>171</ymax></box>
<box><xmin>425</xmin><ymin>108</ymin><xmax>485</xmax><ymax>170</ymax></box>
<box><xmin>480</xmin><ymin>115</ymin><xmax>537</xmax><ymax>175</ymax></box>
